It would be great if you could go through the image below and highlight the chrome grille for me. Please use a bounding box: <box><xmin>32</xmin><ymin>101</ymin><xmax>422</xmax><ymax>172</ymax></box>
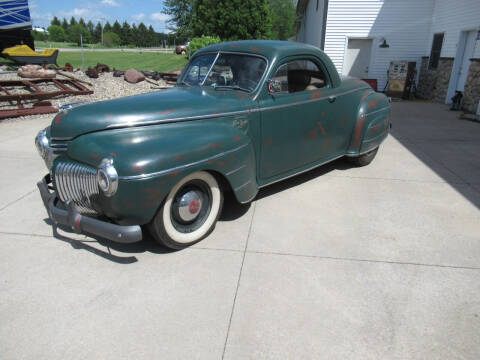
<box><xmin>54</xmin><ymin>161</ymin><xmax>99</xmax><ymax>214</ymax></box>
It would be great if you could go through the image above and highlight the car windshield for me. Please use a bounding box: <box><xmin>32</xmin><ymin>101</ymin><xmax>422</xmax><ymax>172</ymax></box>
<box><xmin>180</xmin><ymin>53</ymin><xmax>267</xmax><ymax>92</ymax></box>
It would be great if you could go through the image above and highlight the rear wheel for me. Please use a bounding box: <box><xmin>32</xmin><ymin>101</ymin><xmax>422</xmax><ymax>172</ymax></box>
<box><xmin>149</xmin><ymin>171</ymin><xmax>223</xmax><ymax>249</ymax></box>
<box><xmin>348</xmin><ymin>147</ymin><xmax>378</xmax><ymax>167</ymax></box>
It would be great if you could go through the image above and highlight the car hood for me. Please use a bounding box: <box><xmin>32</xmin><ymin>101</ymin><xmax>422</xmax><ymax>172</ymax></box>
<box><xmin>49</xmin><ymin>86</ymin><xmax>254</xmax><ymax>140</ymax></box>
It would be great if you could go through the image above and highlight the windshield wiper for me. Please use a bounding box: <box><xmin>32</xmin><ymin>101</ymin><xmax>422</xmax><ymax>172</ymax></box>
<box><xmin>213</xmin><ymin>85</ymin><xmax>250</xmax><ymax>93</ymax></box>
<box><xmin>179</xmin><ymin>80</ymin><xmax>191</xmax><ymax>87</ymax></box>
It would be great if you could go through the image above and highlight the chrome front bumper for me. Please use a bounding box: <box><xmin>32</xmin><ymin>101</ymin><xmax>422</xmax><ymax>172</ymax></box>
<box><xmin>37</xmin><ymin>174</ymin><xmax>142</xmax><ymax>244</ymax></box>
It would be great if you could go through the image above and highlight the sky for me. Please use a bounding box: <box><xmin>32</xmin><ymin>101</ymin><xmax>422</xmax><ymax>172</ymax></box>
<box><xmin>29</xmin><ymin>0</ymin><xmax>171</xmax><ymax>32</ymax></box>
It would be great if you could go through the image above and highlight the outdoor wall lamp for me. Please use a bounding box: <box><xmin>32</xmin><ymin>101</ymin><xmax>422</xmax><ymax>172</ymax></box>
<box><xmin>379</xmin><ymin>38</ymin><xmax>390</xmax><ymax>48</ymax></box>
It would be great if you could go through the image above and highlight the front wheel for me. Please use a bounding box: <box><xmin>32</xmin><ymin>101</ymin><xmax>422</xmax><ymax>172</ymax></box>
<box><xmin>348</xmin><ymin>147</ymin><xmax>378</xmax><ymax>167</ymax></box>
<box><xmin>149</xmin><ymin>171</ymin><xmax>223</xmax><ymax>249</ymax></box>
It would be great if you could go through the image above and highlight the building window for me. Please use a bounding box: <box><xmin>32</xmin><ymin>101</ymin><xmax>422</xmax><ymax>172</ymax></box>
<box><xmin>428</xmin><ymin>33</ymin><xmax>444</xmax><ymax>70</ymax></box>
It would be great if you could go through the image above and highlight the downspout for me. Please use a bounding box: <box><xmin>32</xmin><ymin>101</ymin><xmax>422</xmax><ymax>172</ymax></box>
<box><xmin>320</xmin><ymin>0</ymin><xmax>329</xmax><ymax>50</ymax></box>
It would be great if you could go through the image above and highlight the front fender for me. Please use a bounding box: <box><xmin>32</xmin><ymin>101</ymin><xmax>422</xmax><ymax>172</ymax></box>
<box><xmin>67</xmin><ymin>118</ymin><xmax>257</xmax><ymax>225</ymax></box>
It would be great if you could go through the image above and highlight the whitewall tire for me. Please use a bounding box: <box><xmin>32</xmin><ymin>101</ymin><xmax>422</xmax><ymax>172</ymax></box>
<box><xmin>149</xmin><ymin>171</ymin><xmax>223</xmax><ymax>249</ymax></box>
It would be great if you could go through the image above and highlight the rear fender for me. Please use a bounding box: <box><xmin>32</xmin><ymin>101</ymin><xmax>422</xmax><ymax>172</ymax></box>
<box><xmin>347</xmin><ymin>92</ymin><xmax>391</xmax><ymax>155</ymax></box>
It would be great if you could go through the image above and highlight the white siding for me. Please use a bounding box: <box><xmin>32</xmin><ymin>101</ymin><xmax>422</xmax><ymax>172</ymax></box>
<box><xmin>429</xmin><ymin>0</ymin><xmax>480</xmax><ymax>59</ymax></box>
<box><xmin>297</xmin><ymin>0</ymin><xmax>325</xmax><ymax>48</ymax></box>
<box><xmin>323</xmin><ymin>0</ymin><xmax>435</xmax><ymax>90</ymax></box>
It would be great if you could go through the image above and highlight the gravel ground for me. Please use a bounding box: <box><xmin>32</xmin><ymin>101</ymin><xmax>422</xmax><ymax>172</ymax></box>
<box><xmin>0</xmin><ymin>69</ymin><xmax>172</xmax><ymax>124</ymax></box>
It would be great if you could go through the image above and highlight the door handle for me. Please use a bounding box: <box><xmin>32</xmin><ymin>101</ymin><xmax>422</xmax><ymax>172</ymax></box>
<box><xmin>328</xmin><ymin>96</ymin><xmax>336</xmax><ymax>103</ymax></box>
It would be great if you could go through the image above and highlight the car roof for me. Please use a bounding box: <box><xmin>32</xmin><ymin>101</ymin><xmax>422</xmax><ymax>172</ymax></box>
<box><xmin>195</xmin><ymin>40</ymin><xmax>323</xmax><ymax>61</ymax></box>
<box><xmin>194</xmin><ymin>40</ymin><xmax>341</xmax><ymax>87</ymax></box>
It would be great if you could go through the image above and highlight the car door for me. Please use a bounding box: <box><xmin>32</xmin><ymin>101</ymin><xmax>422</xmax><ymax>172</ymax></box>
<box><xmin>258</xmin><ymin>57</ymin><xmax>341</xmax><ymax>180</ymax></box>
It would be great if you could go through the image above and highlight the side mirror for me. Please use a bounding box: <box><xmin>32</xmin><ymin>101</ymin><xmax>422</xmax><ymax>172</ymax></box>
<box><xmin>267</xmin><ymin>79</ymin><xmax>282</xmax><ymax>94</ymax></box>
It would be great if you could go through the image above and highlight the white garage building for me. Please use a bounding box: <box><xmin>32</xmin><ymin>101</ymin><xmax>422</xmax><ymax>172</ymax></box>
<box><xmin>296</xmin><ymin>0</ymin><xmax>480</xmax><ymax>113</ymax></box>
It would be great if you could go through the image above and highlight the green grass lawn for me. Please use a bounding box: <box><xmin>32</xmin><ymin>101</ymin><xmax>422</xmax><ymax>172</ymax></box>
<box><xmin>0</xmin><ymin>52</ymin><xmax>188</xmax><ymax>72</ymax></box>
<box><xmin>58</xmin><ymin>52</ymin><xmax>188</xmax><ymax>72</ymax></box>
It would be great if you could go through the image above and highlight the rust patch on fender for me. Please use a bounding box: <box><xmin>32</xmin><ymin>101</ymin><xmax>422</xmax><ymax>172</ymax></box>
<box><xmin>110</xmin><ymin>152</ymin><xmax>117</xmax><ymax>157</ymax></box>
<box><xmin>132</xmin><ymin>164</ymin><xmax>143</xmax><ymax>172</ymax></box>
<box><xmin>368</xmin><ymin>101</ymin><xmax>377</xmax><ymax>109</ymax></box>
<box><xmin>54</xmin><ymin>111</ymin><xmax>67</xmax><ymax>124</ymax></box>
<box><xmin>311</xmin><ymin>90</ymin><xmax>323</xmax><ymax>100</ymax></box>
<box><xmin>90</xmin><ymin>152</ymin><xmax>100</xmax><ymax>159</ymax></box>
<box><xmin>233</xmin><ymin>135</ymin><xmax>242</xmax><ymax>141</ymax></box>
<box><xmin>248</xmin><ymin>45</ymin><xmax>262</xmax><ymax>52</ymax></box>
<box><xmin>264</xmin><ymin>162</ymin><xmax>272</xmax><ymax>168</ymax></box>
<box><xmin>169</xmin><ymin>170</ymin><xmax>180</xmax><ymax>178</ymax></box>
<box><xmin>264</xmin><ymin>138</ymin><xmax>273</xmax><ymax>147</ymax></box>
<box><xmin>360</xmin><ymin>93</ymin><xmax>370</xmax><ymax>102</ymax></box>
<box><xmin>352</xmin><ymin>116</ymin><xmax>365</xmax><ymax>148</ymax></box>
<box><xmin>175</xmin><ymin>154</ymin><xmax>184</xmax><ymax>161</ymax></box>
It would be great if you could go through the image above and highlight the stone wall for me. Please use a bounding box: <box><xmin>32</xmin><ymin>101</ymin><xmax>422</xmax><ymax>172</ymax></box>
<box><xmin>417</xmin><ymin>57</ymin><xmax>454</xmax><ymax>102</ymax></box>
<box><xmin>462</xmin><ymin>59</ymin><xmax>480</xmax><ymax>114</ymax></box>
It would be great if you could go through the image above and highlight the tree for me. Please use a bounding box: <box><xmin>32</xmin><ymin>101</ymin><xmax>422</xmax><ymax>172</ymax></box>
<box><xmin>31</xmin><ymin>30</ymin><xmax>47</xmax><ymax>41</ymax></box>
<box><xmin>191</xmin><ymin>0</ymin><xmax>271</xmax><ymax>40</ymax></box>
<box><xmin>103</xmin><ymin>21</ymin><xmax>112</xmax><ymax>33</ymax></box>
<box><xmin>120</xmin><ymin>21</ymin><xmax>131</xmax><ymax>46</ymax></box>
<box><xmin>69</xmin><ymin>17</ymin><xmax>77</xmax><ymax>27</ymax></box>
<box><xmin>87</xmin><ymin>20</ymin><xmax>94</xmax><ymax>35</ymax></box>
<box><xmin>61</xmin><ymin>18</ymin><xmax>68</xmax><ymax>30</ymax></box>
<box><xmin>79</xmin><ymin>18</ymin><xmax>86</xmax><ymax>28</ymax></box>
<box><xmin>68</xmin><ymin>24</ymin><xmax>90</xmax><ymax>45</ymax></box>
<box><xmin>130</xmin><ymin>24</ymin><xmax>138</xmax><ymax>46</ymax></box>
<box><xmin>51</xmin><ymin>16</ymin><xmax>61</xmax><ymax>27</ymax></box>
<box><xmin>147</xmin><ymin>25</ymin><xmax>156</xmax><ymax>47</ymax></box>
<box><xmin>268</xmin><ymin>0</ymin><xmax>295</xmax><ymax>40</ymax></box>
<box><xmin>47</xmin><ymin>25</ymin><xmax>66</xmax><ymax>42</ymax></box>
<box><xmin>163</xmin><ymin>0</ymin><xmax>194</xmax><ymax>39</ymax></box>
<box><xmin>93</xmin><ymin>22</ymin><xmax>102</xmax><ymax>43</ymax></box>
<box><xmin>103</xmin><ymin>31</ymin><xmax>121</xmax><ymax>47</ymax></box>
<box><xmin>112</xmin><ymin>21</ymin><xmax>122</xmax><ymax>37</ymax></box>
<box><xmin>137</xmin><ymin>22</ymin><xmax>148</xmax><ymax>47</ymax></box>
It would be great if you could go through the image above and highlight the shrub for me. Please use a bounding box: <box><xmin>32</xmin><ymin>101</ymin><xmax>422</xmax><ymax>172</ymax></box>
<box><xmin>189</xmin><ymin>36</ymin><xmax>221</xmax><ymax>56</ymax></box>
<box><xmin>103</xmin><ymin>32</ymin><xmax>121</xmax><ymax>47</ymax></box>
<box><xmin>47</xmin><ymin>25</ymin><xmax>65</xmax><ymax>42</ymax></box>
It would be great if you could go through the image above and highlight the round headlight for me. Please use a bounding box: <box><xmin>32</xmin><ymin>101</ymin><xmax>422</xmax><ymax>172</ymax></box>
<box><xmin>97</xmin><ymin>158</ymin><xmax>118</xmax><ymax>197</ymax></box>
<box><xmin>35</xmin><ymin>129</ymin><xmax>49</xmax><ymax>159</ymax></box>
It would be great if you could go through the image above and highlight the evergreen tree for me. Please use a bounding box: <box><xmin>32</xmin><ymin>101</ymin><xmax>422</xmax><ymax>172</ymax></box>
<box><xmin>87</xmin><ymin>20</ymin><xmax>94</xmax><ymax>35</ymax></box>
<box><xmin>268</xmin><ymin>0</ymin><xmax>295</xmax><ymax>40</ymax></box>
<box><xmin>191</xmin><ymin>0</ymin><xmax>271</xmax><ymax>40</ymax></box>
<box><xmin>78</xmin><ymin>18</ymin><xmax>86</xmax><ymax>28</ymax></box>
<box><xmin>148</xmin><ymin>25</ymin><xmax>156</xmax><ymax>47</ymax></box>
<box><xmin>61</xmin><ymin>18</ymin><xmax>68</xmax><ymax>30</ymax></box>
<box><xmin>93</xmin><ymin>22</ymin><xmax>102</xmax><ymax>43</ymax></box>
<box><xmin>103</xmin><ymin>21</ymin><xmax>112</xmax><ymax>33</ymax></box>
<box><xmin>137</xmin><ymin>22</ymin><xmax>148</xmax><ymax>47</ymax></box>
<box><xmin>120</xmin><ymin>21</ymin><xmax>131</xmax><ymax>46</ymax></box>
<box><xmin>69</xmin><ymin>17</ymin><xmax>77</xmax><ymax>27</ymax></box>
<box><xmin>131</xmin><ymin>24</ymin><xmax>138</xmax><ymax>47</ymax></box>
<box><xmin>112</xmin><ymin>21</ymin><xmax>122</xmax><ymax>36</ymax></box>
<box><xmin>51</xmin><ymin>16</ymin><xmax>61</xmax><ymax>27</ymax></box>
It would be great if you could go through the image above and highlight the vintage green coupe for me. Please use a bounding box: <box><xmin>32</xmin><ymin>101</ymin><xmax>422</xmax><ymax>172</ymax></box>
<box><xmin>36</xmin><ymin>40</ymin><xmax>390</xmax><ymax>249</ymax></box>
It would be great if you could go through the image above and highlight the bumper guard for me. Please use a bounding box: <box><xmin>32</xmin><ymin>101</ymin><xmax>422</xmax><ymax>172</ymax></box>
<box><xmin>37</xmin><ymin>174</ymin><xmax>143</xmax><ymax>243</ymax></box>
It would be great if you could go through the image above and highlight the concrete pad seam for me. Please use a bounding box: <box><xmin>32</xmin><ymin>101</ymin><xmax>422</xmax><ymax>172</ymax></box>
<box><xmin>246</xmin><ymin>249</ymin><xmax>480</xmax><ymax>271</ymax></box>
<box><xmin>221</xmin><ymin>200</ymin><xmax>257</xmax><ymax>360</ymax></box>
<box><xmin>0</xmin><ymin>188</ymin><xmax>37</xmax><ymax>212</ymax></box>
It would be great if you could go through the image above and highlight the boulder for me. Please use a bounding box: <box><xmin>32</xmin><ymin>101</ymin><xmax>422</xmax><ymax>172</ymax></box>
<box><xmin>85</xmin><ymin>67</ymin><xmax>99</xmax><ymax>79</ymax></box>
<box><xmin>18</xmin><ymin>64</ymin><xmax>56</xmax><ymax>78</ymax></box>
<box><xmin>124</xmin><ymin>69</ymin><xmax>145</xmax><ymax>84</ymax></box>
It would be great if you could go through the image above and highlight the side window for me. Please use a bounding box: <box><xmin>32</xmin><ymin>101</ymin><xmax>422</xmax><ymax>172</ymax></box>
<box><xmin>271</xmin><ymin>59</ymin><xmax>327</xmax><ymax>94</ymax></box>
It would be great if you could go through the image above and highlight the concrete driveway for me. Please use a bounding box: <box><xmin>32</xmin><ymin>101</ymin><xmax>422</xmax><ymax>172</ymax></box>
<box><xmin>0</xmin><ymin>101</ymin><xmax>479</xmax><ymax>359</ymax></box>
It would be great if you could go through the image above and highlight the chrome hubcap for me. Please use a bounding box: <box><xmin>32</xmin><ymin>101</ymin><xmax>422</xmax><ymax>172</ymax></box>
<box><xmin>177</xmin><ymin>190</ymin><xmax>203</xmax><ymax>222</ymax></box>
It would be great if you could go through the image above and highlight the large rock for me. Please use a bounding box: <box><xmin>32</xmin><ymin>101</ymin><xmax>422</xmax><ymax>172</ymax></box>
<box><xmin>17</xmin><ymin>65</ymin><xmax>56</xmax><ymax>79</ymax></box>
<box><xmin>124</xmin><ymin>69</ymin><xmax>145</xmax><ymax>84</ymax></box>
